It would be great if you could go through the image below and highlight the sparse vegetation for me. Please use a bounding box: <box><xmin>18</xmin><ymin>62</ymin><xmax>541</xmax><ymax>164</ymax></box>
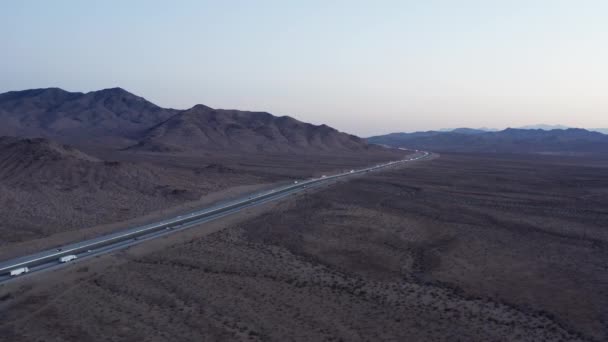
<box><xmin>1</xmin><ymin>153</ymin><xmax>605</xmax><ymax>341</ymax></box>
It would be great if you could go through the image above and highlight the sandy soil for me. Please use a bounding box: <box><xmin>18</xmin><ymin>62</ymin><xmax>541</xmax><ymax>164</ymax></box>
<box><xmin>0</xmin><ymin>144</ymin><xmax>404</xmax><ymax>254</ymax></box>
<box><xmin>1</xmin><ymin>153</ymin><xmax>606</xmax><ymax>341</ymax></box>
<box><xmin>0</xmin><ymin>182</ymin><xmax>276</xmax><ymax>261</ymax></box>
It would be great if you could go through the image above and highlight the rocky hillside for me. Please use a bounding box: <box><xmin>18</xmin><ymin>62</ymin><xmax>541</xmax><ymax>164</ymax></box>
<box><xmin>0</xmin><ymin>88</ymin><xmax>372</xmax><ymax>153</ymax></box>
<box><xmin>0</xmin><ymin>136</ymin><xmax>255</xmax><ymax>244</ymax></box>
<box><xmin>130</xmin><ymin>104</ymin><xmax>369</xmax><ymax>153</ymax></box>
<box><xmin>0</xmin><ymin>88</ymin><xmax>177</xmax><ymax>147</ymax></box>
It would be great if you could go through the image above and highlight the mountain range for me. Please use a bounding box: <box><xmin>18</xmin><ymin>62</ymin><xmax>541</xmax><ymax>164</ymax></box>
<box><xmin>440</xmin><ymin>124</ymin><xmax>608</xmax><ymax>134</ymax></box>
<box><xmin>368</xmin><ymin>128</ymin><xmax>608</xmax><ymax>154</ymax></box>
<box><xmin>0</xmin><ymin>88</ymin><xmax>369</xmax><ymax>153</ymax></box>
<box><xmin>3</xmin><ymin>87</ymin><xmax>606</xmax><ymax>155</ymax></box>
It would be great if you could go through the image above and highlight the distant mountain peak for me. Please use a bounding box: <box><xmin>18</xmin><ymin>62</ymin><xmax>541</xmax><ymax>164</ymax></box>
<box><xmin>450</xmin><ymin>128</ymin><xmax>489</xmax><ymax>135</ymax></box>
<box><xmin>190</xmin><ymin>104</ymin><xmax>214</xmax><ymax>111</ymax></box>
<box><xmin>518</xmin><ymin>124</ymin><xmax>571</xmax><ymax>130</ymax></box>
<box><xmin>34</xmin><ymin>87</ymin><xmax>70</xmax><ymax>94</ymax></box>
<box><xmin>89</xmin><ymin>87</ymin><xmax>144</xmax><ymax>100</ymax></box>
<box><xmin>0</xmin><ymin>87</ymin><xmax>77</xmax><ymax>103</ymax></box>
<box><xmin>0</xmin><ymin>87</ymin><xmax>179</xmax><ymax>147</ymax></box>
<box><xmin>130</xmin><ymin>105</ymin><xmax>368</xmax><ymax>153</ymax></box>
<box><xmin>439</xmin><ymin>127</ymin><xmax>497</xmax><ymax>134</ymax></box>
<box><xmin>102</xmin><ymin>86</ymin><xmax>126</xmax><ymax>91</ymax></box>
<box><xmin>93</xmin><ymin>87</ymin><xmax>136</xmax><ymax>95</ymax></box>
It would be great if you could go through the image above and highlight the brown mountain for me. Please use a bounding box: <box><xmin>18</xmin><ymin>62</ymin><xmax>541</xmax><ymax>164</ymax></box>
<box><xmin>0</xmin><ymin>88</ymin><xmax>372</xmax><ymax>153</ymax></box>
<box><xmin>130</xmin><ymin>104</ymin><xmax>369</xmax><ymax>153</ymax></box>
<box><xmin>0</xmin><ymin>88</ymin><xmax>177</xmax><ymax>147</ymax></box>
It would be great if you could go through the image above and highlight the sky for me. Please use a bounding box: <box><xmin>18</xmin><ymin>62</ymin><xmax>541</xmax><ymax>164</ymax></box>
<box><xmin>1</xmin><ymin>1</ymin><xmax>608</xmax><ymax>136</ymax></box>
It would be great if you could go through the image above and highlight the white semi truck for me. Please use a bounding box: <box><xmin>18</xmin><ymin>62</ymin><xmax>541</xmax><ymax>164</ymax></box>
<box><xmin>59</xmin><ymin>255</ymin><xmax>77</xmax><ymax>263</ymax></box>
<box><xmin>10</xmin><ymin>267</ymin><xmax>29</xmax><ymax>276</ymax></box>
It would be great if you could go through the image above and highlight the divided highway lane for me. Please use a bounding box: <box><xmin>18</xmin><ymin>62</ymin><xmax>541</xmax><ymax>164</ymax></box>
<box><xmin>0</xmin><ymin>151</ymin><xmax>431</xmax><ymax>283</ymax></box>
<box><xmin>0</xmin><ymin>178</ymin><xmax>328</xmax><ymax>283</ymax></box>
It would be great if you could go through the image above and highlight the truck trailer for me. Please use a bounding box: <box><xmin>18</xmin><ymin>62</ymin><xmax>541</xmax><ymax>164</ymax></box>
<box><xmin>59</xmin><ymin>255</ymin><xmax>77</xmax><ymax>263</ymax></box>
<box><xmin>10</xmin><ymin>267</ymin><xmax>29</xmax><ymax>276</ymax></box>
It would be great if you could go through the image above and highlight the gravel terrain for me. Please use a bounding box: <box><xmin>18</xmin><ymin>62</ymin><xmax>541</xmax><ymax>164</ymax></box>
<box><xmin>0</xmin><ymin>136</ymin><xmax>402</xmax><ymax>253</ymax></box>
<box><xmin>1</xmin><ymin>153</ymin><xmax>607</xmax><ymax>341</ymax></box>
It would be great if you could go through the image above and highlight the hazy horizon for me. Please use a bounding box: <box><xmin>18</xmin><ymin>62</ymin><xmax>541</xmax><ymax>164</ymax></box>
<box><xmin>2</xmin><ymin>1</ymin><xmax>607</xmax><ymax>136</ymax></box>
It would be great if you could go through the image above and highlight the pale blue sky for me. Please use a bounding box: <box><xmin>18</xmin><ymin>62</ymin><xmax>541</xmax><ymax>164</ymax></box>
<box><xmin>1</xmin><ymin>1</ymin><xmax>607</xmax><ymax>135</ymax></box>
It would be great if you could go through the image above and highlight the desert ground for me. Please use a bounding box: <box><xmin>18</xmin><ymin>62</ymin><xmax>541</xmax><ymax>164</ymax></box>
<box><xmin>0</xmin><ymin>142</ymin><xmax>402</xmax><ymax>259</ymax></box>
<box><xmin>1</xmin><ymin>153</ymin><xmax>607</xmax><ymax>341</ymax></box>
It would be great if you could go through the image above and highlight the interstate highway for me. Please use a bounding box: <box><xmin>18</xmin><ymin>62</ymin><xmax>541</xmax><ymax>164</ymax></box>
<box><xmin>0</xmin><ymin>150</ymin><xmax>431</xmax><ymax>283</ymax></box>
